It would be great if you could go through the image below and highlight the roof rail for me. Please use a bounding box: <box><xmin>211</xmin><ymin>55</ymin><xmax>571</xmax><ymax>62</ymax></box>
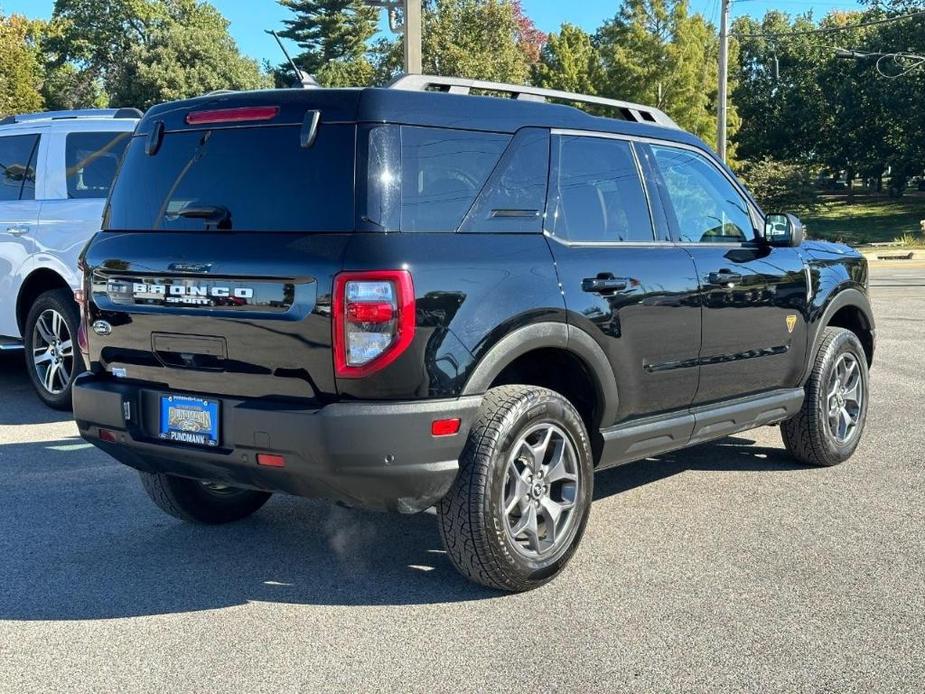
<box><xmin>387</xmin><ymin>74</ymin><xmax>678</xmax><ymax>129</ymax></box>
<box><xmin>0</xmin><ymin>107</ymin><xmax>143</xmax><ymax>126</ymax></box>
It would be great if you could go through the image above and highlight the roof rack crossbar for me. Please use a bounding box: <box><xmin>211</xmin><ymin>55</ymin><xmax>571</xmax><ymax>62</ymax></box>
<box><xmin>387</xmin><ymin>74</ymin><xmax>677</xmax><ymax>128</ymax></box>
<box><xmin>0</xmin><ymin>107</ymin><xmax>143</xmax><ymax>126</ymax></box>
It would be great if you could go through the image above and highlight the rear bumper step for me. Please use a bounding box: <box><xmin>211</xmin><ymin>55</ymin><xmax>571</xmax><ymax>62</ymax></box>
<box><xmin>73</xmin><ymin>373</ymin><xmax>481</xmax><ymax>513</ymax></box>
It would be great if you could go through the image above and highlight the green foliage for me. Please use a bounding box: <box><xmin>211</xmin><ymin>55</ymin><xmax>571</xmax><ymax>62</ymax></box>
<box><xmin>738</xmin><ymin>157</ymin><xmax>819</xmax><ymax>213</ymax></box>
<box><xmin>532</xmin><ymin>24</ymin><xmax>600</xmax><ymax>95</ymax></box>
<box><xmin>801</xmin><ymin>195</ymin><xmax>925</xmax><ymax>244</ymax></box>
<box><xmin>593</xmin><ymin>0</ymin><xmax>736</xmax><ymax>149</ymax></box>
<box><xmin>111</xmin><ymin>0</ymin><xmax>269</xmax><ymax>108</ymax></box>
<box><xmin>734</xmin><ymin>8</ymin><xmax>925</xmax><ymax>198</ymax></box>
<box><xmin>41</xmin><ymin>64</ymin><xmax>108</xmax><ymax>111</ymax></box>
<box><xmin>277</xmin><ymin>0</ymin><xmax>378</xmax><ymax>86</ymax></box>
<box><xmin>0</xmin><ymin>14</ymin><xmax>45</xmax><ymax>116</ymax></box>
<box><xmin>47</xmin><ymin>0</ymin><xmax>269</xmax><ymax>109</ymax></box>
<box><xmin>421</xmin><ymin>0</ymin><xmax>532</xmax><ymax>83</ymax></box>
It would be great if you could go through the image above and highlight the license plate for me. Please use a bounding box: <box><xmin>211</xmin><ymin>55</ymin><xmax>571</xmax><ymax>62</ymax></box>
<box><xmin>159</xmin><ymin>394</ymin><xmax>220</xmax><ymax>447</ymax></box>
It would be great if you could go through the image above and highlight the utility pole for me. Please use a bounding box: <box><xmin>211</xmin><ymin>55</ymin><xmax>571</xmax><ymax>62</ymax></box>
<box><xmin>717</xmin><ymin>0</ymin><xmax>731</xmax><ymax>162</ymax></box>
<box><xmin>366</xmin><ymin>0</ymin><xmax>422</xmax><ymax>74</ymax></box>
<box><xmin>404</xmin><ymin>0</ymin><xmax>422</xmax><ymax>75</ymax></box>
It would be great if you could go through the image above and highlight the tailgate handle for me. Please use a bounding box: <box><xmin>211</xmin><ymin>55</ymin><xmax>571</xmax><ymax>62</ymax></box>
<box><xmin>152</xmin><ymin>333</ymin><xmax>227</xmax><ymax>369</ymax></box>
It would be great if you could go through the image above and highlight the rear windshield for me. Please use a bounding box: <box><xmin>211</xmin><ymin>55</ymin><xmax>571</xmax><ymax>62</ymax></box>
<box><xmin>104</xmin><ymin>124</ymin><xmax>355</xmax><ymax>232</ymax></box>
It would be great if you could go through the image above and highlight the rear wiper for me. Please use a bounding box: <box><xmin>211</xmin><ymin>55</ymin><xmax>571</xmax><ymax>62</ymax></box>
<box><xmin>176</xmin><ymin>205</ymin><xmax>232</xmax><ymax>230</ymax></box>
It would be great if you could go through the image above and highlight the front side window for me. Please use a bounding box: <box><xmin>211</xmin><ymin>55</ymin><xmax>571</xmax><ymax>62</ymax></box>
<box><xmin>65</xmin><ymin>131</ymin><xmax>131</xmax><ymax>199</ymax></box>
<box><xmin>650</xmin><ymin>145</ymin><xmax>753</xmax><ymax>243</ymax></box>
<box><xmin>0</xmin><ymin>134</ymin><xmax>39</xmax><ymax>202</ymax></box>
<box><xmin>548</xmin><ymin>135</ymin><xmax>654</xmax><ymax>243</ymax></box>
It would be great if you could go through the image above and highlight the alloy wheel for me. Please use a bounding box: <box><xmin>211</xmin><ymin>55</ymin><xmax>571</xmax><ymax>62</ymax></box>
<box><xmin>502</xmin><ymin>422</ymin><xmax>580</xmax><ymax>558</ymax></box>
<box><xmin>826</xmin><ymin>352</ymin><xmax>864</xmax><ymax>445</ymax></box>
<box><xmin>31</xmin><ymin>309</ymin><xmax>74</xmax><ymax>396</ymax></box>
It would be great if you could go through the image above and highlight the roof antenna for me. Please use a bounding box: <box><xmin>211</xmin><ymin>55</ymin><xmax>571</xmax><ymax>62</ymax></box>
<box><xmin>264</xmin><ymin>29</ymin><xmax>319</xmax><ymax>89</ymax></box>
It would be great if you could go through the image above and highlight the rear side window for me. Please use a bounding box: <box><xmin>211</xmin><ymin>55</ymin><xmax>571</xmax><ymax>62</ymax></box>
<box><xmin>459</xmin><ymin>128</ymin><xmax>549</xmax><ymax>234</ymax></box>
<box><xmin>361</xmin><ymin>126</ymin><xmax>510</xmax><ymax>232</ymax></box>
<box><xmin>548</xmin><ymin>135</ymin><xmax>654</xmax><ymax>243</ymax></box>
<box><xmin>105</xmin><ymin>124</ymin><xmax>355</xmax><ymax>232</ymax></box>
<box><xmin>0</xmin><ymin>134</ymin><xmax>39</xmax><ymax>202</ymax></box>
<box><xmin>65</xmin><ymin>131</ymin><xmax>131</xmax><ymax>199</ymax></box>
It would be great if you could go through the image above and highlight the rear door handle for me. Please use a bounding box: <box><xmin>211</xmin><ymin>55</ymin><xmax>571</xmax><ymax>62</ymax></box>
<box><xmin>582</xmin><ymin>276</ymin><xmax>629</xmax><ymax>294</ymax></box>
<box><xmin>709</xmin><ymin>270</ymin><xmax>743</xmax><ymax>286</ymax></box>
<box><xmin>6</xmin><ymin>226</ymin><xmax>29</xmax><ymax>237</ymax></box>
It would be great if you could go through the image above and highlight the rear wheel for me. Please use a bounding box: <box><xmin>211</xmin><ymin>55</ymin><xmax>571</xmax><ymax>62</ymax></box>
<box><xmin>437</xmin><ymin>385</ymin><xmax>593</xmax><ymax>592</ymax></box>
<box><xmin>781</xmin><ymin>327</ymin><xmax>869</xmax><ymax>466</ymax></box>
<box><xmin>24</xmin><ymin>288</ymin><xmax>84</xmax><ymax>410</ymax></box>
<box><xmin>139</xmin><ymin>472</ymin><xmax>272</xmax><ymax>524</ymax></box>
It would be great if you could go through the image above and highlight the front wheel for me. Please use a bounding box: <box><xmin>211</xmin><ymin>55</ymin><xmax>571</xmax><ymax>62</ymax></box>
<box><xmin>781</xmin><ymin>327</ymin><xmax>869</xmax><ymax>466</ymax></box>
<box><xmin>24</xmin><ymin>288</ymin><xmax>84</xmax><ymax>410</ymax></box>
<box><xmin>437</xmin><ymin>385</ymin><xmax>594</xmax><ymax>592</ymax></box>
<box><xmin>139</xmin><ymin>472</ymin><xmax>272</xmax><ymax>524</ymax></box>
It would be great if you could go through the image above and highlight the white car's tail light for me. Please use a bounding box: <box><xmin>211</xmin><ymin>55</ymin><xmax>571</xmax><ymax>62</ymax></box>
<box><xmin>333</xmin><ymin>270</ymin><xmax>415</xmax><ymax>378</ymax></box>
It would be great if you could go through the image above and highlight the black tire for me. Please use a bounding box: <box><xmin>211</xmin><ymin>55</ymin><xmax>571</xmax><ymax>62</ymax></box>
<box><xmin>139</xmin><ymin>472</ymin><xmax>272</xmax><ymax>524</ymax></box>
<box><xmin>437</xmin><ymin>385</ymin><xmax>594</xmax><ymax>592</ymax></box>
<box><xmin>781</xmin><ymin>327</ymin><xmax>869</xmax><ymax>466</ymax></box>
<box><xmin>23</xmin><ymin>288</ymin><xmax>84</xmax><ymax>410</ymax></box>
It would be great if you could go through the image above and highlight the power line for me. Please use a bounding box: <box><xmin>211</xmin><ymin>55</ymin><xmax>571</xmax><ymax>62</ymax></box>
<box><xmin>734</xmin><ymin>9</ymin><xmax>925</xmax><ymax>39</ymax></box>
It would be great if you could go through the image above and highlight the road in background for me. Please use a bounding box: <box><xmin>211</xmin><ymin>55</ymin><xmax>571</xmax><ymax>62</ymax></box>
<box><xmin>1</xmin><ymin>267</ymin><xmax>923</xmax><ymax>692</ymax></box>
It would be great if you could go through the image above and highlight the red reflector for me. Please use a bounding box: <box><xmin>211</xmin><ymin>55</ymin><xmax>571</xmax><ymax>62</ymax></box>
<box><xmin>185</xmin><ymin>106</ymin><xmax>279</xmax><ymax>125</ymax></box>
<box><xmin>99</xmin><ymin>428</ymin><xmax>117</xmax><ymax>443</ymax></box>
<box><xmin>431</xmin><ymin>418</ymin><xmax>461</xmax><ymax>437</ymax></box>
<box><xmin>346</xmin><ymin>301</ymin><xmax>394</xmax><ymax>324</ymax></box>
<box><xmin>257</xmin><ymin>453</ymin><xmax>286</xmax><ymax>468</ymax></box>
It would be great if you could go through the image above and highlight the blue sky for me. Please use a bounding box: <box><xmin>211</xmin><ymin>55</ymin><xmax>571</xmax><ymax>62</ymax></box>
<box><xmin>3</xmin><ymin>0</ymin><xmax>866</xmax><ymax>65</ymax></box>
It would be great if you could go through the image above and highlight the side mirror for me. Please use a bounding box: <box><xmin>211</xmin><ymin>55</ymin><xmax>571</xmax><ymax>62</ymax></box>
<box><xmin>764</xmin><ymin>212</ymin><xmax>805</xmax><ymax>248</ymax></box>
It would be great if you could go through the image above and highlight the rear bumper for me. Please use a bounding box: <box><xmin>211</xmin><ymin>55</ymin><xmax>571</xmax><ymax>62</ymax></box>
<box><xmin>73</xmin><ymin>373</ymin><xmax>481</xmax><ymax>513</ymax></box>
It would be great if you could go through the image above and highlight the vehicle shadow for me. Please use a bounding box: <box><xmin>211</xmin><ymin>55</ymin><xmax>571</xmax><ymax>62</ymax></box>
<box><xmin>593</xmin><ymin>434</ymin><xmax>809</xmax><ymax>501</ymax></box>
<box><xmin>0</xmin><ymin>353</ymin><xmax>73</xmax><ymax>425</ymax></box>
<box><xmin>0</xmin><ymin>432</ymin><xmax>809</xmax><ymax>621</ymax></box>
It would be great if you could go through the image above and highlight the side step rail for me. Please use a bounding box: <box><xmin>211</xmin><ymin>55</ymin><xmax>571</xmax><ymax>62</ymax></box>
<box><xmin>0</xmin><ymin>336</ymin><xmax>24</xmax><ymax>351</ymax></box>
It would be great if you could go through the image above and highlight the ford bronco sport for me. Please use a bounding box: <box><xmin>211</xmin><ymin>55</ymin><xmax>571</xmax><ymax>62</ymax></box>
<box><xmin>73</xmin><ymin>76</ymin><xmax>874</xmax><ymax>591</ymax></box>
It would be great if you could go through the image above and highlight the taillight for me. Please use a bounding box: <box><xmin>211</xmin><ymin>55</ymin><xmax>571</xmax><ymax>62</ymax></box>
<box><xmin>333</xmin><ymin>270</ymin><xmax>415</xmax><ymax>378</ymax></box>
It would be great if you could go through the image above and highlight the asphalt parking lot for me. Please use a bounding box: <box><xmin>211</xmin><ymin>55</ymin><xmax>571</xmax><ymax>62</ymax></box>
<box><xmin>1</xmin><ymin>265</ymin><xmax>923</xmax><ymax>693</ymax></box>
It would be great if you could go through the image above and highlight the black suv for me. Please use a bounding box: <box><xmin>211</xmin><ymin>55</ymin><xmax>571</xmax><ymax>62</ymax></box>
<box><xmin>74</xmin><ymin>76</ymin><xmax>874</xmax><ymax>592</ymax></box>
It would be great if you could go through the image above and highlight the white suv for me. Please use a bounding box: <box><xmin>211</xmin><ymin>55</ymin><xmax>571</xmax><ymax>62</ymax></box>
<box><xmin>0</xmin><ymin>108</ymin><xmax>140</xmax><ymax>408</ymax></box>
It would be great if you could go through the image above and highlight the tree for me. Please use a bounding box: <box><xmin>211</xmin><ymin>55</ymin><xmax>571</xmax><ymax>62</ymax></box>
<box><xmin>739</xmin><ymin>157</ymin><xmax>818</xmax><ymax>211</ymax></box>
<box><xmin>277</xmin><ymin>0</ymin><xmax>378</xmax><ymax>86</ymax></box>
<box><xmin>594</xmin><ymin>0</ymin><xmax>733</xmax><ymax>147</ymax></box>
<box><xmin>41</xmin><ymin>64</ymin><xmax>109</xmax><ymax>111</ymax></box>
<box><xmin>421</xmin><ymin>0</ymin><xmax>533</xmax><ymax>83</ymax></box>
<box><xmin>511</xmin><ymin>0</ymin><xmax>546</xmax><ymax>66</ymax></box>
<box><xmin>46</xmin><ymin>0</ymin><xmax>268</xmax><ymax>110</ymax></box>
<box><xmin>532</xmin><ymin>23</ymin><xmax>600</xmax><ymax>95</ymax></box>
<box><xmin>111</xmin><ymin>1</ymin><xmax>270</xmax><ymax>108</ymax></box>
<box><xmin>0</xmin><ymin>14</ymin><xmax>45</xmax><ymax>116</ymax></box>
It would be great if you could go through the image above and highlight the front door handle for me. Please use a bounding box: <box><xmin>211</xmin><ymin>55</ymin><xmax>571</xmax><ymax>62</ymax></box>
<box><xmin>582</xmin><ymin>276</ymin><xmax>629</xmax><ymax>294</ymax></box>
<box><xmin>709</xmin><ymin>269</ymin><xmax>743</xmax><ymax>286</ymax></box>
<box><xmin>6</xmin><ymin>226</ymin><xmax>29</xmax><ymax>237</ymax></box>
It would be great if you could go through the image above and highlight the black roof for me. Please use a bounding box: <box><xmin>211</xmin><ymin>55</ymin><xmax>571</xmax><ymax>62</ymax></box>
<box><xmin>137</xmin><ymin>86</ymin><xmax>709</xmax><ymax>152</ymax></box>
